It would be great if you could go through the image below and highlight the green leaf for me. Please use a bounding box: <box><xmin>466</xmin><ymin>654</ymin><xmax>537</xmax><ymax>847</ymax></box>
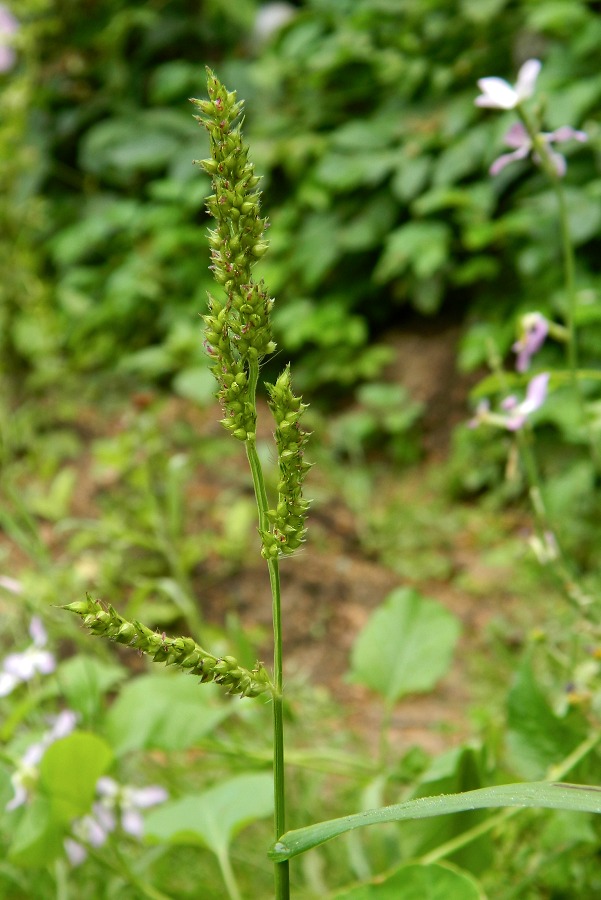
<box><xmin>53</xmin><ymin>655</ymin><xmax>127</xmax><ymax>719</ymax></box>
<box><xmin>144</xmin><ymin>773</ymin><xmax>273</xmax><ymax>857</ymax></box>
<box><xmin>39</xmin><ymin>732</ymin><xmax>113</xmax><ymax>823</ymax></box>
<box><xmin>8</xmin><ymin>797</ymin><xmax>64</xmax><ymax>868</ymax></box>
<box><xmin>79</xmin><ymin>110</ymin><xmax>197</xmax><ymax>185</ymax></box>
<box><xmin>374</xmin><ymin>222</ymin><xmax>451</xmax><ymax>283</ymax></box>
<box><xmin>104</xmin><ymin>673</ymin><xmax>233</xmax><ymax>755</ymax></box>
<box><xmin>332</xmin><ymin>861</ymin><xmax>485</xmax><ymax>899</ymax></box>
<box><xmin>507</xmin><ymin>657</ymin><xmax>586</xmax><ymax>779</ymax></box>
<box><xmin>401</xmin><ymin>747</ymin><xmax>492</xmax><ymax>873</ymax></box>
<box><xmin>269</xmin><ymin>782</ymin><xmax>601</xmax><ymax>861</ymax></box>
<box><xmin>349</xmin><ymin>588</ymin><xmax>461</xmax><ymax>703</ymax></box>
<box><xmin>391</xmin><ymin>155</ymin><xmax>432</xmax><ymax>203</ymax></box>
<box><xmin>172</xmin><ymin>366</ymin><xmax>216</xmax><ymax>405</ymax></box>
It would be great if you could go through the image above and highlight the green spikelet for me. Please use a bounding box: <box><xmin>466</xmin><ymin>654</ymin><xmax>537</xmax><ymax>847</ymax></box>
<box><xmin>62</xmin><ymin>595</ymin><xmax>272</xmax><ymax>699</ymax></box>
<box><xmin>192</xmin><ymin>69</ymin><xmax>276</xmax><ymax>442</ymax></box>
<box><xmin>263</xmin><ymin>366</ymin><xmax>311</xmax><ymax>558</ymax></box>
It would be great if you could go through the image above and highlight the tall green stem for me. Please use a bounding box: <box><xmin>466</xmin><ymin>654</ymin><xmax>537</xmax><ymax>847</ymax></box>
<box><xmin>245</xmin><ymin>358</ymin><xmax>290</xmax><ymax>900</ymax></box>
<box><xmin>553</xmin><ymin>179</ymin><xmax>578</xmax><ymax>383</ymax></box>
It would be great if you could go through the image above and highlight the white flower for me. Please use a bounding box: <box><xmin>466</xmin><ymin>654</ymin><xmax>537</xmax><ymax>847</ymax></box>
<box><xmin>96</xmin><ymin>776</ymin><xmax>168</xmax><ymax>838</ymax></box>
<box><xmin>65</xmin><ymin>776</ymin><xmax>168</xmax><ymax>865</ymax></box>
<box><xmin>0</xmin><ymin>4</ymin><xmax>19</xmax><ymax>74</ymax></box>
<box><xmin>475</xmin><ymin>59</ymin><xmax>541</xmax><ymax>110</ymax></box>
<box><xmin>6</xmin><ymin>710</ymin><xmax>78</xmax><ymax>810</ymax></box>
<box><xmin>65</xmin><ymin>810</ymin><xmax>113</xmax><ymax>866</ymax></box>
<box><xmin>0</xmin><ymin>617</ymin><xmax>56</xmax><ymax>698</ymax></box>
<box><xmin>253</xmin><ymin>2</ymin><xmax>296</xmax><ymax>46</ymax></box>
<box><xmin>0</xmin><ymin>576</ymin><xmax>23</xmax><ymax>595</ymax></box>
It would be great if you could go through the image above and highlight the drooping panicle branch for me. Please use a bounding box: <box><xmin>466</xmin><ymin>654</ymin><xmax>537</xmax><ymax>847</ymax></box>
<box><xmin>62</xmin><ymin>596</ymin><xmax>272</xmax><ymax>699</ymax></box>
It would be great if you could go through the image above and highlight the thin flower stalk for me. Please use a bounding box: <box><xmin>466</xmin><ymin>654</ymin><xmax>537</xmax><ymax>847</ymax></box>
<box><xmin>475</xmin><ymin>58</ymin><xmax>591</xmax><ymax>451</ymax></box>
<box><xmin>192</xmin><ymin>68</ymin><xmax>312</xmax><ymax>900</ymax></box>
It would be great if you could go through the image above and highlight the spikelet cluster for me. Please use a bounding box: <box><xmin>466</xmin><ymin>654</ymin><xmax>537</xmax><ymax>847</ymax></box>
<box><xmin>62</xmin><ymin>596</ymin><xmax>272</xmax><ymax>698</ymax></box>
<box><xmin>263</xmin><ymin>366</ymin><xmax>311</xmax><ymax>558</ymax></box>
<box><xmin>192</xmin><ymin>69</ymin><xmax>276</xmax><ymax>442</ymax></box>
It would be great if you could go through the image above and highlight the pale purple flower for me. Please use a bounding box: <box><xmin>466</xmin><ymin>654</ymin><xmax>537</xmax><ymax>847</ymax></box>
<box><xmin>6</xmin><ymin>710</ymin><xmax>78</xmax><ymax>810</ymax></box>
<box><xmin>66</xmin><ymin>776</ymin><xmax>168</xmax><ymax>865</ymax></box>
<box><xmin>490</xmin><ymin>122</ymin><xmax>588</xmax><ymax>177</ymax></box>
<box><xmin>475</xmin><ymin>59</ymin><xmax>541</xmax><ymax>110</ymax></box>
<box><xmin>501</xmin><ymin>372</ymin><xmax>550</xmax><ymax>430</ymax></box>
<box><xmin>65</xmin><ymin>810</ymin><xmax>113</xmax><ymax>866</ymax></box>
<box><xmin>96</xmin><ymin>776</ymin><xmax>168</xmax><ymax>838</ymax></box>
<box><xmin>469</xmin><ymin>372</ymin><xmax>550</xmax><ymax>432</ymax></box>
<box><xmin>0</xmin><ymin>575</ymin><xmax>23</xmax><ymax>595</ymax></box>
<box><xmin>0</xmin><ymin>617</ymin><xmax>56</xmax><ymax>697</ymax></box>
<box><xmin>64</xmin><ymin>837</ymin><xmax>90</xmax><ymax>867</ymax></box>
<box><xmin>0</xmin><ymin>4</ymin><xmax>18</xmax><ymax>73</ymax></box>
<box><xmin>513</xmin><ymin>312</ymin><xmax>549</xmax><ymax>372</ymax></box>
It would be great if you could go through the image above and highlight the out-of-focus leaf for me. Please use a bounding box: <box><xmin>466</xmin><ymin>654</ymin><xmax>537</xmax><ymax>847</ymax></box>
<box><xmin>374</xmin><ymin>222</ymin><xmax>451</xmax><ymax>282</ymax></box>
<box><xmin>349</xmin><ymin>587</ymin><xmax>461</xmax><ymax>703</ymax></box>
<box><xmin>507</xmin><ymin>658</ymin><xmax>586</xmax><ymax>779</ymax></box>
<box><xmin>104</xmin><ymin>673</ymin><xmax>233</xmax><ymax>754</ymax></box>
<box><xmin>40</xmin><ymin>732</ymin><xmax>113</xmax><ymax>823</ymax></box>
<box><xmin>144</xmin><ymin>773</ymin><xmax>273</xmax><ymax>857</ymax></box>
<box><xmin>332</xmin><ymin>861</ymin><xmax>485</xmax><ymax>899</ymax></box>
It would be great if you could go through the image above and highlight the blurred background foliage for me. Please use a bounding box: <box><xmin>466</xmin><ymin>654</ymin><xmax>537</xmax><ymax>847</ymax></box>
<box><xmin>2</xmin><ymin>0</ymin><xmax>600</xmax><ymax>396</ymax></box>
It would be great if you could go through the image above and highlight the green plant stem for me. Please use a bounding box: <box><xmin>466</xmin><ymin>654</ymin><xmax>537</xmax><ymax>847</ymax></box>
<box><xmin>378</xmin><ymin>702</ymin><xmax>394</xmax><ymax>768</ymax></box>
<box><xmin>487</xmin><ymin>344</ymin><xmax>589</xmax><ymax>609</ymax></box>
<box><xmin>245</xmin><ymin>358</ymin><xmax>290</xmax><ymax>900</ymax></box>
<box><xmin>516</xmin><ymin>426</ymin><xmax>591</xmax><ymax>609</ymax></box>
<box><xmin>518</xmin><ymin>107</ymin><xmax>597</xmax><ymax>464</ymax></box>
<box><xmin>553</xmin><ymin>178</ymin><xmax>578</xmax><ymax>382</ymax></box>
<box><xmin>84</xmin><ymin>841</ymin><xmax>171</xmax><ymax>900</ymax></box>
<box><xmin>217</xmin><ymin>848</ymin><xmax>243</xmax><ymax>900</ymax></box>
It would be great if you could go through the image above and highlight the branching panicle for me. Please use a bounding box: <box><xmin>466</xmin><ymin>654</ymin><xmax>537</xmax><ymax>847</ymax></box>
<box><xmin>192</xmin><ymin>69</ymin><xmax>276</xmax><ymax>442</ymax></box>
<box><xmin>62</xmin><ymin>596</ymin><xmax>272</xmax><ymax>699</ymax></box>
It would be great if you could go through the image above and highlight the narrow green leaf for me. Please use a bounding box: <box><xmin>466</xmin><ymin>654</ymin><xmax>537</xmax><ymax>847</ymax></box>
<box><xmin>269</xmin><ymin>782</ymin><xmax>601</xmax><ymax>861</ymax></box>
<box><xmin>401</xmin><ymin>747</ymin><xmax>493</xmax><ymax>873</ymax></box>
<box><xmin>144</xmin><ymin>773</ymin><xmax>273</xmax><ymax>858</ymax></box>
<box><xmin>332</xmin><ymin>861</ymin><xmax>485</xmax><ymax>899</ymax></box>
<box><xmin>349</xmin><ymin>588</ymin><xmax>460</xmax><ymax>703</ymax></box>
